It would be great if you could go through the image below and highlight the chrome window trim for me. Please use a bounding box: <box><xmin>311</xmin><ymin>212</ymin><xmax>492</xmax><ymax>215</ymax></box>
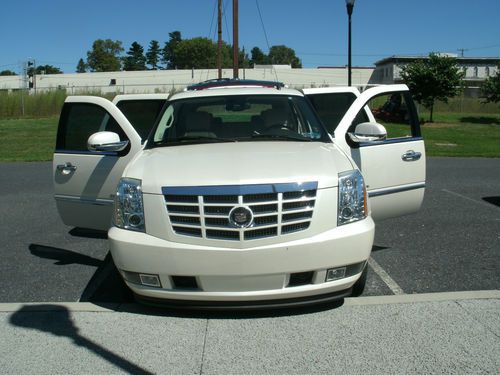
<box><xmin>368</xmin><ymin>182</ymin><xmax>425</xmax><ymax>198</ymax></box>
<box><xmin>358</xmin><ymin>136</ymin><xmax>424</xmax><ymax>148</ymax></box>
<box><xmin>54</xmin><ymin>149</ymin><xmax>118</xmax><ymax>156</ymax></box>
<box><xmin>54</xmin><ymin>195</ymin><xmax>114</xmax><ymax>206</ymax></box>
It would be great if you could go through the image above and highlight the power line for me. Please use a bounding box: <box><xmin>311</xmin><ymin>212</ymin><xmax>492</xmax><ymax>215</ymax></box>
<box><xmin>255</xmin><ymin>0</ymin><xmax>279</xmax><ymax>82</ymax></box>
<box><xmin>255</xmin><ymin>0</ymin><xmax>271</xmax><ymax>53</ymax></box>
<box><xmin>463</xmin><ymin>43</ymin><xmax>500</xmax><ymax>51</ymax></box>
<box><xmin>223</xmin><ymin>0</ymin><xmax>231</xmax><ymax>45</ymax></box>
<box><xmin>208</xmin><ymin>0</ymin><xmax>217</xmax><ymax>40</ymax></box>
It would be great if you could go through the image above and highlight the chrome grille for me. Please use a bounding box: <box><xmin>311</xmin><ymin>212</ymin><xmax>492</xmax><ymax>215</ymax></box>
<box><xmin>163</xmin><ymin>182</ymin><xmax>317</xmax><ymax>241</ymax></box>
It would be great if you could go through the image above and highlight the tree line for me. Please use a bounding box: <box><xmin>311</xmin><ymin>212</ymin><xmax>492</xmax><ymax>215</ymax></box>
<box><xmin>76</xmin><ymin>31</ymin><xmax>302</xmax><ymax>73</ymax></box>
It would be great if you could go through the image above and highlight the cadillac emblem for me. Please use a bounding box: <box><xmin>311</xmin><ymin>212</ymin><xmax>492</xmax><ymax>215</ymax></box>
<box><xmin>229</xmin><ymin>206</ymin><xmax>254</xmax><ymax>228</ymax></box>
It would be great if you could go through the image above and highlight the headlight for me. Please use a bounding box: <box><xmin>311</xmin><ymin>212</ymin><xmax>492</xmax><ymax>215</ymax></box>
<box><xmin>113</xmin><ymin>178</ymin><xmax>145</xmax><ymax>232</ymax></box>
<box><xmin>338</xmin><ymin>170</ymin><xmax>367</xmax><ymax>225</ymax></box>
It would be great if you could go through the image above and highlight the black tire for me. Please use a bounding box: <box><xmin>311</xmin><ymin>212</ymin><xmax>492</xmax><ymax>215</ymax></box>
<box><xmin>351</xmin><ymin>263</ymin><xmax>368</xmax><ymax>297</ymax></box>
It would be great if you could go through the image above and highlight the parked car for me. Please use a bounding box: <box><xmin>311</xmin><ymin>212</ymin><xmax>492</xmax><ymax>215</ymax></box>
<box><xmin>53</xmin><ymin>81</ymin><xmax>425</xmax><ymax>308</ymax></box>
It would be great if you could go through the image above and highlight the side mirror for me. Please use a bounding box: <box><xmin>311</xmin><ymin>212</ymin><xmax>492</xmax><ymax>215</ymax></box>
<box><xmin>87</xmin><ymin>131</ymin><xmax>129</xmax><ymax>152</ymax></box>
<box><xmin>348</xmin><ymin>122</ymin><xmax>387</xmax><ymax>143</ymax></box>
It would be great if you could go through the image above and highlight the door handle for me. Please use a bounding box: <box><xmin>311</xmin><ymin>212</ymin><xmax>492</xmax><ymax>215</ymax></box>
<box><xmin>401</xmin><ymin>150</ymin><xmax>422</xmax><ymax>162</ymax></box>
<box><xmin>56</xmin><ymin>162</ymin><xmax>77</xmax><ymax>175</ymax></box>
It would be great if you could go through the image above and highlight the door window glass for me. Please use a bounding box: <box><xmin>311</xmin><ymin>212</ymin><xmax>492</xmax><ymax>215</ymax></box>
<box><xmin>307</xmin><ymin>92</ymin><xmax>369</xmax><ymax>134</ymax></box>
<box><xmin>116</xmin><ymin>99</ymin><xmax>165</xmax><ymax>140</ymax></box>
<box><xmin>56</xmin><ymin>103</ymin><xmax>127</xmax><ymax>151</ymax></box>
<box><xmin>362</xmin><ymin>92</ymin><xmax>420</xmax><ymax>139</ymax></box>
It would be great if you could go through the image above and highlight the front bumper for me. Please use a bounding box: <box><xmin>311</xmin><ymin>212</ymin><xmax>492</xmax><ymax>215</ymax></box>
<box><xmin>109</xmin><ymin>217</ymin><xmax>374</xmax><ymax>305</ymax></box>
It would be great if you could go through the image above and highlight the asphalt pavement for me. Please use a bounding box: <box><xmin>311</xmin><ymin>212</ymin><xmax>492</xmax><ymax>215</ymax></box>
<box><xmin>0</xmin><ymin>158</ymin><xmax>498</xmax><ymax>303</ymax></box>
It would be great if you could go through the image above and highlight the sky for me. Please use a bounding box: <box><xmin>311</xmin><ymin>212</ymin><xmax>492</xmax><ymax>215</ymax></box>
<box><xmin>1</xmin><ymin>0</ymin><xmax>499</xmax><ymax>73</ymax></box>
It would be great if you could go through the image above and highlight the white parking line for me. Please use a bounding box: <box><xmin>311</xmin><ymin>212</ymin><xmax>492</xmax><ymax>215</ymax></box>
<box><xmin>368</xmin><ymin>257</ymin><xmax>405</xmax><ymax>295</ymax></box>
<box><xmin>442</xmin><ymin>189</ymin><xmax>498</xmax><ymax>210</ymax></box>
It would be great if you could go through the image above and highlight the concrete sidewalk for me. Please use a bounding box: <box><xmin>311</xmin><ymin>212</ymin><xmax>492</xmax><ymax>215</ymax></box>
<box><xmin>1</xmin><ymin>291</ymin><xmax>499</xmax><ymax>375</ymax></box>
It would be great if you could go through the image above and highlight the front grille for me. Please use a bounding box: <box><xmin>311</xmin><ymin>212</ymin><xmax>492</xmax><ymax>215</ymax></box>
<box><xmin>163</xmin><ymin>182</ymin><xmax>317</xmax><ymax>241</ymax></box>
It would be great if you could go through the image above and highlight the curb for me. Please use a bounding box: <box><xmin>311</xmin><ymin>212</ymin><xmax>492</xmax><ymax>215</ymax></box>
<box><xmin>0</xmin><ymin>290</ymin><xmax>498</xmax><ymax>313</ymax></box>
<box><xmin>343</xmin><ymin>290</ymin><xmax>500</xmax><ymax>306</ymax></box>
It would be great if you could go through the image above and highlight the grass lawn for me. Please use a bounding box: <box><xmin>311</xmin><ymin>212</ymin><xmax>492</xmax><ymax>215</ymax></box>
<box><xmin>385</xmin><ymin>112</ymin><xmax>500</xmax><ymax>157</ymax></box>
<box><xmin>0</xmin><ymin>117</ymin><xmax>58</xmax><ymax>161</ymax></box>
<box><xmin>0</xmin><ymin>112</ymin><xmax>499</xmax><ymax>161</ymax></box>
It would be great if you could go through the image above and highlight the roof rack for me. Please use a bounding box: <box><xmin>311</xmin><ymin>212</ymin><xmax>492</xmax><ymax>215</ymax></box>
<box><xmin>185</xmin><ymin>78</ymin><xmax>285</xmax><ymax>91</ymax></box>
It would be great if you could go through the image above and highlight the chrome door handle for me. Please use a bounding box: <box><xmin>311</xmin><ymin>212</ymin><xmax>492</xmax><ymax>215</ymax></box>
<box><xmin>56</xmin><ymin>162</ymin><xmax>77</xmax><ymax>175</ymax></box>
<box><xmin>402</xmin><ymin>150</ymin><xmax>422</xmax><ymax>162</ymax></box>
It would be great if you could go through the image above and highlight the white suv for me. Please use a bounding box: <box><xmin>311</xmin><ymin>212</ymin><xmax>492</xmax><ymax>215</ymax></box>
<box><xmin>53</xmin><ymin>83</ymin><xmax>425</xmax><ymax>308</ymax></box>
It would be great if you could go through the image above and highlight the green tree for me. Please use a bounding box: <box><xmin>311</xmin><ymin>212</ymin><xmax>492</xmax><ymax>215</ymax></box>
<box><xmin>174</xmin><ymin>37</ymin><xmax>233</xmax><ymax>69</ymax></box>
<box><xmin>27</xmin><ymin>65</ymin><xmax>63</xmax><ymax>76</ymax></box>
<box><xmin>146</xmin><ymin>40</ymin><xmax>161</xmax><ymax>70</ymax></box>
<box><xmin>162</xmin><ymin>31</ymin><xmax>182</xmax><ymax>69</ymax></box>
<box><xmin>400</xmin><ymin>53</ymin><xmax>464</xmax><ymax>122</ymax></box>
<box><xmin>0</xmin><ymin>70</ymin><xmax>17</xmax><ymax>76</ymax></box>
<box><xmin>76</xmin><ymin>58</ymin><xmax>88</xmax><ymax>73</ymax></box>
<box><xmin>86</xmin><ymin>39</ymin><xmax>124</xmax><ymax>72</ymax></box>
<box><xmin>174</xmin><ymin>37</ymin><xmax>215</xmax><ymax>69</ymax></box>
<box><xmin>481</xmin><ymin>66</ymin><xmax>500</xmax><ymax>103</ymax></box>
<box><xmin>123</xmin><ymin>41</ymin><xmax>147</xmax><ymax>71</ymax></box>
<box><xmin>35</xmin><ymin>65</ymin><xmax>62</xmax><ymax>74</ymax></box>
<box><xmin>268</xmin><ymin>45</ymin><xmax>302</xmax><ymax>68</ymax></box>
<box><xmin>250</xmin><ymin>47</ymin><xmax>268</xmax><ymax>66</ymax></box>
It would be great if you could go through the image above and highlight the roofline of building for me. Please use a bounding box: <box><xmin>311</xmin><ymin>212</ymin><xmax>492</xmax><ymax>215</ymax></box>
<box><xmin>316</xmin><ymin>66</ymin><xmax>374</xmax><ymax>69</ymax></box>
<box><xmin>374</xmin><ymin>55</ymin><xmax>500</xmax><ymax>66</ymax></box>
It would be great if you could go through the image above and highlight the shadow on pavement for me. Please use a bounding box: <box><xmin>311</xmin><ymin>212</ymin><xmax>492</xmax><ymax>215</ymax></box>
<box><xmin>79</xmin><ymin>253</ymin><xmax>134</xmax><ymax>304</ymax></box>
<box><xmin>483</xmin><ymin>196</ymin><xmax>500</xmax><ymax>207</ymax></box>
<box><xmin>29</xmin><ymin>244</ymin><xmax>103</xmax><ymax>267</ymax></box>
<box><xmin>9</xmin><ymin>305</ymin><xmax>154</xmax><ymax>375</ymax></box>
<box><xmin>372</xmin><ymin>245</ymin><xmax>390</xmax><ymax>252</ymax></box>
<box><xmin>69</xmin><ymin>228</ymin><xmax>108</xmax><ymax>239</ymax></box>
<box><xmin>112</xmin><ymin>298</ymin><xmax>345</xmax><ymax>320</ymax></box>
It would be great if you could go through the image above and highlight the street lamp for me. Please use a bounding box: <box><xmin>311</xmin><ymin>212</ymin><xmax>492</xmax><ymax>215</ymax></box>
<box><xmin>346</xmin><ymin>0</ymin><xmax>355</xmax><ymax>86</ymax></box>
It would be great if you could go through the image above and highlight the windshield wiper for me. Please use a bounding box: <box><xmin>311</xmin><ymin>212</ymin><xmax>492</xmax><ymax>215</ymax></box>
<box><xmin>156</xmin><ymin>136</ymin><xmax>238</xmax><ymax>145</ymax></box>
<box><xmin>250</xmin><ymin>134</ymin><xmax>312</xmax><ymax>141</ymax></box>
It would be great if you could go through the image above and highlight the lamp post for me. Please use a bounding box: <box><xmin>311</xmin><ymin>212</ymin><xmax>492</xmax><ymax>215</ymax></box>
<box><xmin>346</xmin><ymin>0</ymin><xmax>355</xmax><ymax>86</ymax></box>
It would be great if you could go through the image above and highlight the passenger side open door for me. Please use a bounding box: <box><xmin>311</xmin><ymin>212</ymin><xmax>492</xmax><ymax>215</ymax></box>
<box><xmin>53</xmin><ymin>96</ymin><xmax>142</xmax><ymax>231</ymax></box>
<box><xmin>306</xmin><ymin>85</ymin><xmax>426</xmax><ymax>221</ymax></box>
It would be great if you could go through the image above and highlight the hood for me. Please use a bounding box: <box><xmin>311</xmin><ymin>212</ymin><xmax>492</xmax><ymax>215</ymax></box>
<box><xmin>126</xmin><ymin>142</ymin><xmax>353</xmax><ymax>194</ymax></box>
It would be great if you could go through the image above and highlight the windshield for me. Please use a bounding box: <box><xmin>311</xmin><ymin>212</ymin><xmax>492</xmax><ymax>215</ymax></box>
<box><xmin>149</xmin><ymin>94</ymin><xmax>330</xmax><ymax>146</ymax></box>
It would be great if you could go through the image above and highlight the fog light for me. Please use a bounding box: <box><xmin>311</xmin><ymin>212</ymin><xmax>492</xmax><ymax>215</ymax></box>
<box><xmin>139</xmin><ymin>274</ymin><xmax>162</xmax><ymax>288</ymax></box>
<box><xmin>326</xmin><ymin>267</ymin><xmax>346</xmax><ymax>282</ymax></box>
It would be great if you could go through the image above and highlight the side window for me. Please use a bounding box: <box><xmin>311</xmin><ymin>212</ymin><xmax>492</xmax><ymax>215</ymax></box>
<box><xmin>56</xmin><ymin>103</ymin><xmax>127</xmax><ymax>152</ymax></box>
<box><xmin>356</xmin><ymin>92</ymin><xmax>421</xmax><ymax>139</ymax></box>
<box><xmin>116</xmin><ymin>100</ymin><xmax>165</xmax><ymax>140</ymax></box>
<box><xmin>308</xmin><ymin>92</ymin><xmax>368</xmax><ymax>134</ymax></box>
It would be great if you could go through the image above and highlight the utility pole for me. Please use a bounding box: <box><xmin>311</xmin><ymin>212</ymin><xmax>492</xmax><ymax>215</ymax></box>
<box><xmin>457</xmin><ymin>48</ymin><xmax>468</xmax><ymax>57</ymax></box>
<box><xmin>346</xmin><ymin>0</ymin><xmax>355</xmax><ymax>87</ymax></box>
<box><xmin>233</xmin><ymin>0</ymin><xmax>239</xmax><ymax>79</ymax></box>
<box><xmin>217</xmin><ymin>0</ymin><xmax>222</xmax><ymax>79</ymax></box>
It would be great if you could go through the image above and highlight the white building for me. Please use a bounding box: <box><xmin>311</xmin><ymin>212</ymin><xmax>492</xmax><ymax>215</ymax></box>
<box><xmin>0</xmin><ymin>66</ymin><xmax>375</xmax><ymax>94</ymax></box>
<box><xmin>373</xmin><ymin>55</ymin><xmax>499</xmax><ymax>96</ymax></box>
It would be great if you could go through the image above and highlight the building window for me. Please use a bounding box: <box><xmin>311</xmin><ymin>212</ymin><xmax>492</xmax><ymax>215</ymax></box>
<box><xmin>473</xmin><ymin>67</ymin><xmax>478</xmax><ymax>77</ymax></box>
<box><xmin>485</xmin><ymin>66</ymin><xmax>490</xmax><ymax>77</ymax></box>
